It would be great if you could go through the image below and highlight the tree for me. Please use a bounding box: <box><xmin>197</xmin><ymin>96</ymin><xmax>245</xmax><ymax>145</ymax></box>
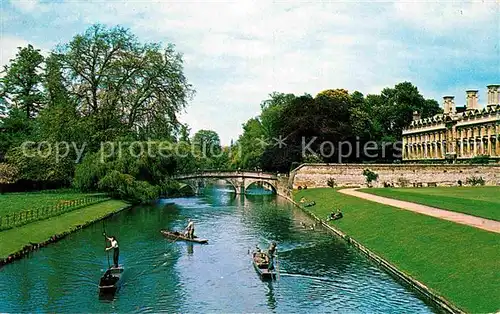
<box><xmin>374</xmin><ymin>82</ymin><xmax>441</xmax><ymax>141</ymax></box>
<box><xmin>0</xmin><ymin>108</ymin><xmax>37</xmax><ymax>161</ymax></box>
<box><xmin>259</xmin><ymin>92</ymin><xmax>295</xmax><ymax>138</ymax></box>
<box><xmin>0</xmin><ymin>98</ymin><xmax>7</xmax><ymax>117</ymax></box>
<box><xmin>233</xmin><ymin>118</ymin><xmax>266</xmax><ymax>169</ymax></box>
<box><xmin>0</xmin><ymin>163</ymin><xmax>19</xmax><ymax>193</ymax></box>
<box><xmin>0</xmin><ymin>44</ymin><xmax>45</xmax><ymax>119</ymax></box>
<box><xmin>38</xmin><ymin>53</ymin><xmax>83</xmax><ymax>143</ymax></box>
<box><xmin>192</xmin><ymin>129</ymin><xmax>221</xmax><ymax>160</ymax></box>
<box><xmin>57</xmin><ymin>24</ymin><xmax>194</xmax><ymax>142</ymax></box>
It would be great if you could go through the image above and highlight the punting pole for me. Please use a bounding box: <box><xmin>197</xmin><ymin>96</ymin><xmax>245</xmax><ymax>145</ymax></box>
<box><xmin>275</xmin><ymin>250</ymin><xmax>280</xmax><ymax>281</ymax></box>
<box><xmin>103</xmin><ymin>221</ymin><xmax>110</xmax><ymax>268</ymax></box>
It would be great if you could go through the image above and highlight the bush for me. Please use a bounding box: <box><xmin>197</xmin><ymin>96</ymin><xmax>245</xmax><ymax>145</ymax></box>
<box><xmin>397</xmin><ymin>177</ymin><xmax>410</xmax><ymax>187</ymax></box>
<box><xmin>362</xmin><ymin>168</ymin><xmax>379</xmax><ymax>187</ymax></box>
<box><xmin>326</xmin><ymin>177</ymin><xmax>336</xmax><ymax>188</ymax></box>
<box><xmin>469</xmin><ymin>155</ymin><xmax>490</xmax><ymax>165</ymax></box>
<box><xmin>303</xmin><ymin>153</ymin><xmax>323</xmax><ymax>163</ymax></box>
<box><xmin>98</xmin><ymin>170</ymin><xmax>160</xmax><ymax>204</ymax></box>
<box><xmin>466</xmin><ymin>176</ymin><xmax>485</xmax><ymax>186</ymax></box>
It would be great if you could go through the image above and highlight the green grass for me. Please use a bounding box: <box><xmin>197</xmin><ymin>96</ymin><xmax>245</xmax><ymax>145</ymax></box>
<box><xmin>0</xmin><ymin>189</ymin><xmax>106</xmax><ymax>216</ymax></box>
<box><xmin>295</xmin><ymin>188</ymin><xmax>500</xmax><ymax>313</ymax></box>
<box><xmin>0</xmin><ymin>200</ymin><xmax>128</xmax><ymax>259</ymax></box>
<box><xmin>359</xmin><ymin>186</ymin><xmax>500</xmax><ymax>221</ymax></box>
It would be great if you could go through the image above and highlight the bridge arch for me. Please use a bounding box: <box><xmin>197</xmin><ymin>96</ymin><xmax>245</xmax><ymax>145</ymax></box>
<box><xmin>203</xmin><ymin>177</ymin><xmax>238</xmax><ymax>193</ymax></box>
<box><xmin>244</xmin><ymin>180</ymin><xmax>277</xmax><ymax>194</ymax></box>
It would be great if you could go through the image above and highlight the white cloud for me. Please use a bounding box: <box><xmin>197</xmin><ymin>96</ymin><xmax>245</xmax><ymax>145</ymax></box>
<box><xmin>9</xmin><ymin>0</ymin><xmax>41</xmax><ymax>13</ymax></box>
<box><xmin>0</xmin><ymin>36</ymin><xmax>30</xmax><ymax>71</ymax></box>
<box><xmin>1</xmin><ymin>0</ymin><xmax>498</xmax><ymax>144</ymax></box>
<box><xmin>392</xmin><ymin>1</ymin><xmax>499</xmax><ymax>32</ymax></box>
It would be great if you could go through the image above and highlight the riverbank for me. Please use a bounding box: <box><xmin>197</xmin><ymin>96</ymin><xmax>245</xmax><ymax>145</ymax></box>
<box><xmin>358</xmin><ymin>186</ymin><xmax>500</xmax><ymax>221</ymax></box>
<box><xmin>0</xmin><ymin>199</ymin><xmax>129</xmax><ymax>266</ymax></box>
<box><xmin>293</xmin><ymin>188</ymin><xmax>500</xmax><ymax>313</ymax></box>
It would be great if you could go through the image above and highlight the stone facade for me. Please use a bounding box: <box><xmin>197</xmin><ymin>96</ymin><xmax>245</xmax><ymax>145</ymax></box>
<box><xmin>291</xmin><ymin>163</ymin><xmax>500</xmax><ymax>188</ymax></box>
<box><xmin>402</xmin><ymin>85</ymin><xmax>500</xmax><ymax>162</ymax></box>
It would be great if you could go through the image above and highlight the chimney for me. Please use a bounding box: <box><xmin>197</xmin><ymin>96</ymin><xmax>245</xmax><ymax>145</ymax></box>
<box><xmin>465</xmin><ymin>90</ymin><xmax>479</xmax><ymax>110</ymax></box>
<box><xmin>487</xmin><ymin>84</ymin><xmax>500</xmax><ymax>106</ymax></box>
<box><xmin>443</xmin><ymin>96</ymin><xmax>455</xmax><ymax>115</ymax></box>
<box><xmin>412</xmin><ymin>111</ymin><xmax>421</xmax><ymax>121</ymax></box>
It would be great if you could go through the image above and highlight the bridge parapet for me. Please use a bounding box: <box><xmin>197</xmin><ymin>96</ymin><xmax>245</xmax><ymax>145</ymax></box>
<box><xmin>173</xmin><ymin>171</ymin><xmax>278</xmax><ymax>180</ymax></box>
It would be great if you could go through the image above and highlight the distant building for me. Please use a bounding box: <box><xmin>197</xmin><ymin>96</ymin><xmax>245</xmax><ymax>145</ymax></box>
<box><xmin>402</xmin><ymin>84</ymin><xmax>500</xmax><ymax>163</ymax></box>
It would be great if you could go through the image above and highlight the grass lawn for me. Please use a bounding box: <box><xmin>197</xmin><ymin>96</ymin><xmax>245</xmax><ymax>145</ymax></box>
<box><xmin>359</xmin><ymin>186</ymin><xmax>500</xmax><ymax>221</ymax></box>
<box><xmin>0</xmin><ymin>189</ymin><xmax>105</xmax><ymax>216</ymax></box>
<box><xmin>0</xmin><ymin>200</ymin><xmax>128</xmax><ymax>259</ymax></box>
<box><xmin>295</xmin><ymin>188</ymin><xmax>500</xmax><ymax>313</ymax></box>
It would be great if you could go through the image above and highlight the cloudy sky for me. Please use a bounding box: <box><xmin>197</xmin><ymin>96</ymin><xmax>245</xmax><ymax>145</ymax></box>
<box><xmin>1</xmin><ymin>0</ymin><xmax>498</xmax><ymax>144</ymax></box>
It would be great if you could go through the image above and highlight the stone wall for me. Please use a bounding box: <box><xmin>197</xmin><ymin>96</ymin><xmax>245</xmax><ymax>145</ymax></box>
<box><xmin>276</xmin><ymin>175</ymin><xmax>292</xmax><ymax>197</ymax></box>
<box><xmin>291</xmin><ymin>163</ymin><xmax>500</xmax><ymax>188</ymax></box>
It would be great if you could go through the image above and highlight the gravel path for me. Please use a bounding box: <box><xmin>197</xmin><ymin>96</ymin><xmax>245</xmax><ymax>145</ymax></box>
<box><xmin>338</xmin><ymin>188</ymin><xmax>500</xmax><ymax>234</ymax></box>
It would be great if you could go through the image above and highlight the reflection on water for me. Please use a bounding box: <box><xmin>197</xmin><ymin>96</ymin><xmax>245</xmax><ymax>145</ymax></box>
<box><xmin>0</xmin><ymin>187</ymin><xmax>436</xmax><ymax>313</ymax></box>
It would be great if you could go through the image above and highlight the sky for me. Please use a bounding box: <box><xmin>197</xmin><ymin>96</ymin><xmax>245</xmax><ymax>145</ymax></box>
<box><xmin>1</xmin><ymin>0</ymin><xmax>499</xmax><ymax>145</ymax></box>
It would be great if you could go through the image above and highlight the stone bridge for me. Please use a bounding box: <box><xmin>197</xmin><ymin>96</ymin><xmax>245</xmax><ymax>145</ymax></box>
<box><xmin>173</xmin><ymin>171</ymin><xmax>281</xmax><ymax>195</ymax></box>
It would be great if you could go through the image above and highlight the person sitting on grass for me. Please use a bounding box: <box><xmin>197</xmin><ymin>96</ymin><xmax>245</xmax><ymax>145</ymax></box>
<box><xmin>327</xmin><ymin>209</ymin><xmax>343</xmax><ymax>221</ymax></box>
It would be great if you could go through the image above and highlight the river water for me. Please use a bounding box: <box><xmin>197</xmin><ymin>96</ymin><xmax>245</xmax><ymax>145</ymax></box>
<box><xmin>0</xmin><ymin>186</ymin><xmax>435</xmax><ymax>313</ymax></box>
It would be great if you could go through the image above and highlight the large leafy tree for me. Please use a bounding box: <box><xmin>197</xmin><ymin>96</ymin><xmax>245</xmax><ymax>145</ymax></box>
<box><xmin>372</xmin><ymin>82</ymin><xmax>441</xmax><ymax>142</ymax></box>
<box><xmin>192</xmin><ymin>129</ymin><xmax>221</xmax><ymax>160</ymax></box>
<box><xmin>38</xmin><ymin>53</ymin><xmax>83</xmax><ymax>143</ymax></box>
<box><xmin>0</xmin><ymin>44</ymin><xmax>45</xmax><ymax>119</ymax></box>
<box><xmin>57</xmin><ymin>24</ymin><xmax>195</xmax><ymax>143</ymax></box>
<box><xmin>234</xmin><ymin>118</ymin><xmax>266</xmax><ymax>169</ymax></box>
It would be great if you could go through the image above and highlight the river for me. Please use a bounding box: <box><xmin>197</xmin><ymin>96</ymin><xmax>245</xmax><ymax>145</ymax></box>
<box><xmin>0</xmin><ymin>185</ymin><xmax>436</xmax><ymax>313</ymax></box>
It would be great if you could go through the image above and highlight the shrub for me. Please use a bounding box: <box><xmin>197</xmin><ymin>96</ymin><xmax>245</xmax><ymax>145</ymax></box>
<box><xmin>362</xmin><ymin>168</ymin><xmax>379</xmax><ymax>187</ymax></box>
<box><xmin>466</xmin><ymin>176</ymin><xmax>485</xmax><ymax>186</ymax></box>
<box><xmin>0</xmin><ymin>163</ymin><xmax>19</xmax><ymax>185</ymax></box>
<box><xmin>303</xmin><ymin>153</ymin><xmax>323</xmax><ymax>163</ymax></box>
<box><xmin>326</xmin><ymin>177</ymin><xmax>336</xmax><ymax>188</ymax></box>
<box><xmin>469</xmin><ymin>155</ymin><xmax>490</xmax><ymax>164</ymax></box>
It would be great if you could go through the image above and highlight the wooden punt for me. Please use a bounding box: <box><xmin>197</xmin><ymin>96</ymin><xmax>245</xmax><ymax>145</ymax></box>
<box><xmin>252</xmin><ymin>251</ymin><xmax>276</xmax><ymax>280</ymax></box>
<box><xmin>160</xmin><ymin>230</ymin><xmax>208</xmax><ymax>244</ymax></box>
<box><xmin>98</xmin><ymin>266</ymin><xmax>124</xmax><ymax>295</ymax></box>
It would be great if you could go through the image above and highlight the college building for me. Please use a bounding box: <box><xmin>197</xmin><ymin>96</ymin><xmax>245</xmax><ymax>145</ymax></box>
<box><xmin>402</xmin><ymin>84</ymin><xmax>500</xmax><ymax>163</ymax></box>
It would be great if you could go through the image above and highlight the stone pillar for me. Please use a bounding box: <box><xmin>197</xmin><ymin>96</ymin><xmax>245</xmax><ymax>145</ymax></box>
<box><xmin>496</xmin><ymin>134</ymin><xmax>500</xmax><ymax>157</ymax></box>
<box><xmin>403</xmin><ymin>136</ymin><xmax>409</xmax><ymax>160</ymax></box>
<box><xmin>488</xmin><ymin>125</ymin><xmax>492</xmax><ymax>156</ymax></box>
<box><xmin>238</xmin><ymin>179</ymin><xmax>245</xmax><ymax>195</ymax></box>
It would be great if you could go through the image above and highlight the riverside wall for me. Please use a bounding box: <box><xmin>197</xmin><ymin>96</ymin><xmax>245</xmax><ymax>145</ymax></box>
<box><xmin>290</xmin><ymin>163</ymin><xmax>500</xmax><ymax>188</ymax></box>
